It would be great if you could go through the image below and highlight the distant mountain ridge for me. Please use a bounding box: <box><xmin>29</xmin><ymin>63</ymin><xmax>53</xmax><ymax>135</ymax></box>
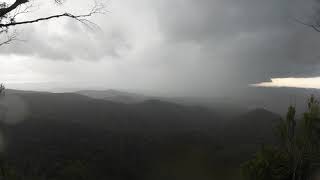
<box><xmin>75</xmin><ymin>89</ymin><xmax>249</xmax><ymax>118</ymax></box>
<box><xmin>75</xmin><ymin>87</ymin><xmax>320</xmax><ymax>115</ymax></box>
<box><xmin>76</xmin><ymin>89</ymin><xmax>149</xmax><ymax>104</ymax></box>
<box><xmin>0</xmin><ymin>89</ymin><xmax>282</xmax><ymax>179</ymax></box>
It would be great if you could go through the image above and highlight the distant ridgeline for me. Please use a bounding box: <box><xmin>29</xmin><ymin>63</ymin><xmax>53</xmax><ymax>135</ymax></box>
<box><xmin>0</xmin><ymin>89</ymin><xmax>293</xmax><ymax>180</ymax></box>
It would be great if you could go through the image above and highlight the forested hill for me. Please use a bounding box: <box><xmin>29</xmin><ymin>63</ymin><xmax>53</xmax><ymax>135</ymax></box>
<box><xmin>0</xmin><ymin>90</ymin><xmax>280</xmax><ymax>179</ymax></box>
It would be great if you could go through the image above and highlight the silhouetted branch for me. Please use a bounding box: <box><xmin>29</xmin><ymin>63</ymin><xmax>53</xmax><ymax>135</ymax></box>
<box><xmin>0</xmin><ymin>31</ymin><xmax>21</xmax><ymax>46</ymax></box>
<box><xmin>294</xmin><ymin>18</ymin><xmax>320</xmax><ymax>32</ymax></box>
<box><xmin>11</xmin><ymin>2</ymin><xmax>34</xmax><ymax>20</ymax></box>
<box><xmin>0</xmin><ymin>84</ymin><xmax>4</xmax><ymax>97</ymax></box>
<box><xmin>0</xmin><ymin>0</ymin><xmax>29</xmax><ymax>18</ymax></box>
<box><xmin>0</xmin><ymin>3</ymin><xmax>105</xmax><ymax>28</ymax></box>
<box><xmin>0</xmin><ymin>1</ymin><xmax>105</xmax><ymax>46</ymax></box>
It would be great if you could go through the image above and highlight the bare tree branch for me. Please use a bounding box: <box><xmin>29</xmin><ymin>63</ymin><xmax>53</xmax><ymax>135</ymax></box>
<box><xmin>12</xmin><ymin>2</ymin><xmax>34</xmax><ymax>20</ymax></box>
<box><xmin>0</xmin><ymin>11</ymin><xmax>98</xmax><ymax>28</ymax></box>
<box><xmin>0</xmin><ymin>34</ymin><xmax>16</xmax><ymax>46</ymax></box>
<box><xmin>0</xmin><ymin>30</ymin><xmax>23</xmax><ymax>46</ymax></box>
<box><xmin>0</xmin><ymin>0</ymin><xmax>29</xmax><ymax>17</ymax></box>
<box><xmin>0</xmin><ymin>1</ymin><xmax>105</xmax><ymax>46</ymax></box>
<box><xmin>0</xmin><ymin>2</ymin><xmax>105</xmax><ymax>28</ymax></box>
<box><xmin>294</xmin><ymin>18</ymin><xmax>320</xmax><ymax>32</ymax></box>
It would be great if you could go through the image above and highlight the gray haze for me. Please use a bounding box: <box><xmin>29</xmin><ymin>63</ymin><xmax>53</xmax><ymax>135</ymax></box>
<box><xmin>0</xmin><ymin>0</ymin><xmax>320</xmax><ymax>96</ymax></box>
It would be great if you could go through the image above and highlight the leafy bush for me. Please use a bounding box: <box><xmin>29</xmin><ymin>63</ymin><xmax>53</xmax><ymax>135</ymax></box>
<box><xmin>242</xmin><ymin>95</ymin><xmax>320</xmax><ymax>180</ymax></box>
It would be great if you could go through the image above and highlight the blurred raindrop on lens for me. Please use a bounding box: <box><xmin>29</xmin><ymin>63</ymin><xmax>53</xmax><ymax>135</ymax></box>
<box><xmin>0</xmin><ymin>94</ymin><xmax>28</xmax><ymax>125</ymax></box>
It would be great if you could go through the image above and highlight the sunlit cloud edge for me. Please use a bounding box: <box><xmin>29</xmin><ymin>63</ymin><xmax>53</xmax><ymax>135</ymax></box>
<box><xmin>251</xmin><ymin>77</ymin><xmax>320</xmax><ymax>89</ymax></box>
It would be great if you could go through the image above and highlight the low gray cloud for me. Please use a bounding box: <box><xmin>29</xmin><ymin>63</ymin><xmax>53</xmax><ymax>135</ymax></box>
<box><xmin>1</xmin><ymin>0</ymin><xmax>320</xmax><ymax>95</ymax></box>
<box><xmin>0</xmin><ymin>20</ymin><xmax>131</xmax><ymax>60</ymax></box>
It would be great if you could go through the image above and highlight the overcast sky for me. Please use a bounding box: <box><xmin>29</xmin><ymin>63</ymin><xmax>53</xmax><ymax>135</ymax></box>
<box><xmin>0</xmin><ymin>0</ymin><xmax>320</xmax><ymax>96</ymax></box>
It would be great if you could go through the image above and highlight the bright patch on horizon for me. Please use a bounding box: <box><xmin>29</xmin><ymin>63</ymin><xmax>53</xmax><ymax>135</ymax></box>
<box><xmin>252</xmin><ymin>77</ymin><xmax>320</xmax><ymax>89</ymax></box>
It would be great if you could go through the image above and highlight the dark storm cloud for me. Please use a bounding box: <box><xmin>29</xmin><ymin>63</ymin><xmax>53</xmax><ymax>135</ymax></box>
<box><xmin>1</xmin><ymin>0</ymin><xmax>320</xmax><ymax>95</ymax></box>
<box><xmin>155</xmin><ymin>0</ymin><xmax>290</xmax><ymax>42</ymax></box>
<box><xmin>151</xmin><ymin>0</ymin><xmax>320</xmax><ymax>84</ymax></box>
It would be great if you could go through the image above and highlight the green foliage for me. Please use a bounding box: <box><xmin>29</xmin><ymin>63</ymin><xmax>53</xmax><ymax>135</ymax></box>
<box><xmin>242</xmin><ymin>95</ymin><xmax>320</xmax><ymax>180</ymax></box>
<box><xmin>241</xmin><ymin>146</ymin><xmax>290</xmax><ymax>180</ymax></box>
<box><xmin>59</xmin><ymin>160</ymin><xmax>90</xmax><ymax>180</ymax></box>
<box><xmin>0</xmin><ymin>160</ymin><xmax>19</xmax><ymax>180</ymax></box>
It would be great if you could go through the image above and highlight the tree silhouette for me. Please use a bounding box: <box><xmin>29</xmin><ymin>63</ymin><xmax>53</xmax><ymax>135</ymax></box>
<box><xmin>0</xmin><ymin>84</ymin><xmax>4</xmax><ymax>97</ymax></box>
<box><xmin>242</xmin><ymin>95</ymin><xmax>320</xmax><ymax>180</ymax></box>
<box><xmin>0</xmin><ymin>0</ymin><xmax>105</xmax><ymax>46</ymax></box>
<box><xmin>295</xmin><ymin>2</ymin><xmax>320</xmax><ymax>33</ymax></box>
